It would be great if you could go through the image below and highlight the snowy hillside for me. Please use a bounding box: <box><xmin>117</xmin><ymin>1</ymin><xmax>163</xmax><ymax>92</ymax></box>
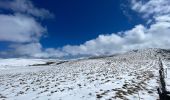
<box><xmin>0</xmin><ymin>58</ymin><xmax>48</xmax><ymax>67</ymax></box>
<box><xmin>0</xmin><ymin>48</ymin><xmax>170</xmax><ymax>100</ymax></box>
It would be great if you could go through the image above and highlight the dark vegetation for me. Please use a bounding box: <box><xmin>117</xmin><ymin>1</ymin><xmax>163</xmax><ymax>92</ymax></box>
<box><xmin>30</xmin><ymin>61</ymin><xmax>68</xmax><ymax>66</ymax></box>
<box><xmin>157</xmin><ymin>58</ymin><xmax>170</xmax><ymax>100</ymax></box>
<box><xmin>88</xmin><ymin>55</ymin><xmax>110</xmax><ymax>59</ymax></box>
<box><xmin>88</xmin><ymin>54</ymin><xmax>119</xmax><ymax>59</ymax></box>
<box><xmin>56</xmin><ymin>61</ymin><xmax>68</xmax><ymax>65</ymax></box>
<box><xmin>30</xmin><ymin>62</ymin><xmax>55</xmax><ymax>66</ymax></box>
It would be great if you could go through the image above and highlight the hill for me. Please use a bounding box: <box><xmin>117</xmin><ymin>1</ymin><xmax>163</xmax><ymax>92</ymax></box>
<box><xmin>0</xmin><ymin>48</ymin><xmax>170</xmax><ymax>100</ymax></box>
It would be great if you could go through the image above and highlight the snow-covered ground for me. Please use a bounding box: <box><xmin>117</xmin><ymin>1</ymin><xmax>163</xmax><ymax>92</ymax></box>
<box><xmin>0</xmin><ymin>49</ymin><xmax>170</xmax><ymax>100</ymax></box>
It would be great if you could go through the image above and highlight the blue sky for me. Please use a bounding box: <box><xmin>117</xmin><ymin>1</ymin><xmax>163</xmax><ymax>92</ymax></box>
<box><xmin>0</xmin><ymin>0</ymin><xmax>170</xmax><ymax>58</ymax></box>
<box><xmin>35</xmin><ymin>0</ymin><xmax>143</xmax><ymax>48</ymax></box>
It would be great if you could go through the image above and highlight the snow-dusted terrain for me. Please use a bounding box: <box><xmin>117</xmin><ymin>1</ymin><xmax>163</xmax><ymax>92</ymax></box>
<box><xmin>0</xmin><ymin>48</ymin><xmax>170</xmax><ymax>100</ymax></box>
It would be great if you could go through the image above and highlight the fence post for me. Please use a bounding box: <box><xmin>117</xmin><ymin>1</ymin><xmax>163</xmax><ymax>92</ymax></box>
<box><xmin>157</xmin><ymin>57</ymin><xmax>170</xmax><ymax>100</ymax></box>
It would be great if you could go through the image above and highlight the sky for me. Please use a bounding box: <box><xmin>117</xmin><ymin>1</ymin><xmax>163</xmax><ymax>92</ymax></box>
<box><xmin>0</xmin><ymin>0</ymin><xmax>170</xmax><ymax>58</ymax></box>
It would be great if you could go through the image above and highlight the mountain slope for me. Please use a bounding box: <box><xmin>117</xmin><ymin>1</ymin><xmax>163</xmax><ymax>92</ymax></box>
<box><xmin>0</xmin><ymin>48</ymin><xmax>170</xmax><ymax>100</ymax></box>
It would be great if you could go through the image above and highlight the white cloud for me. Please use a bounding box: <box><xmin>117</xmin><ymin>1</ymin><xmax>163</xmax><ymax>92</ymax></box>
<box><xmin>10</xmin><ymin>43</ymin><xmax>67</xmax><ymax>58</ymax></box>
<box><xmin>155</xmin><ymin>15</ymin><xmax>170</xmax><ymax>22</ymax></box>
<box><xmin>61</xmin><ymin>22</ymin><xmax>170</xmax><ymax>56</ymax></box>
<box><xmin>131</xmin><ymin>0</ymin><xmax>170</xmax><ymax>18</ymax></box>
<box><xmin>0</xmin><ymin>14</ymin><xmax>45</xmax><ymax>43</ymax></box>
<box><xmin>0</xmin><ymin>0</ymin><xmax>54</xmax><ymax>18</ymax></box>
<box><xmin>43</xmin><ymin>48</ymin><xmax>68</xmax><ymax>58</ymax></box>
<box><xmin>10</xmin><ymin>42</ymin><xmax>42</xmax><ymax>57</ymax></box>
<box><xmin>0</xmin><ymin>0</ymin><xmax>53</xmax><ymax>43</ymax></box>
<box><xmin>56</xmin><ymin>0</ymin><xmax>170</xmax><ymax>57</ymax></box>
<box><xmin>0</xmin><ymin>0</ymin><xmax>54</xmax><ymax>58</ymax></box>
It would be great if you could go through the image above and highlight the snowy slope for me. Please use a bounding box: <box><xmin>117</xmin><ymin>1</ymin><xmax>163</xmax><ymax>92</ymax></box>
<box><xmin>0</xmin><ymin>48</ymin><xmax>170</xmax><ymax>100</ymax></box>
<box><xmin>0</xmin><ymin>58</ymin><xmax>52</xmax><ymax>66</ymax></box>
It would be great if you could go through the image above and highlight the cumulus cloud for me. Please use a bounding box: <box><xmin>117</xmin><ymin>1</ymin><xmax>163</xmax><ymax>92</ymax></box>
<box><xmin>0</xmin><ymin>0</ymin><xmax>49</xmax><ymax>43</ymax></box>
<box><xmin>0</xmin><ymin>0</ymin><xmax>54</xmax><ymax>18</ymax></box>
<box><xmin>61</xmin><ymin>22</ymin><xmax>170</xmax><ymax>56</ymax></box>
<box><xmin>56</xmin><ymin>0</ymin><xmax>170</xmax><ymax>57</ymax></box>
<box><xmin>0</xmin><ymin>0</ymin><xmax>53</xmax><ymax>58</ymax></box>
<box><xmin>10</xmin><ymin>43</ymin><xmax>42</xmax><ymax>57</ymax></box>
<box><xmin>0</xmin><ymin>14</ymin><xmax>45</xmax><ymax>42</ymax></box>
<box><xmin>9</xmin><ymin>43</ymin><xmax>67</xmax><ymax>58</ymax></box>
<box><xmin>131</xmin><ymin>0</ymin><xmax>170</xmax><ymax>18</ymax></box>
<box><xmin>0</xmin><ymin>0</ymin><xmax>54</xmax><ymax>43</ymax></box>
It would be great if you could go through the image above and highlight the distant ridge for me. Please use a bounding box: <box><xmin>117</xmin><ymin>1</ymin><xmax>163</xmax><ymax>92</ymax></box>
<box><xmin>88</xmin><ymin>48</ymin><xmax>170</xmax><ymax>60</ymax></box>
